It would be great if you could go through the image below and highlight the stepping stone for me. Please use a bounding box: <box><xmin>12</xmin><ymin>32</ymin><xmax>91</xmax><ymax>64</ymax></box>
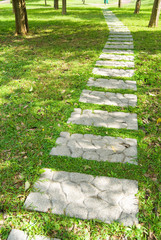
<box><xmin>104</xmin><ymin>44</ymin><xmax>134</xmax><ymax>50</ymax></box>
<box><xmin>96</xmin><ymin>60</ymin><xmax>134</xmax><ymax>68</ymax></box>
<box><xmin>7</xmin><ymin>229</ymin><xmax>59</xmax><ymax>240</ymax></box>
<box><xmin>50</xmin><ymin>132</ymin><xmax>138</xmax><ymax>164</ymax></box>
<box><xmin>103</xmin><ymin>49</ymin><xmax>134</xmax><ymax>55</ymax></box>
<box><xmin>87</xmin><ymin>77</ymin><xmax>137</xmax><ymax>90</ymax></box>
<box><xmin>93</xmin><ymin>68</ymin><xmax>134</xmax><ymax>78</ymax></box>
<box><xmin>99</xmin><ymin>54</ymin><xmax>134</xmax><ymax>61</ymax></box>
<box><xmin>108</xmin><ymin>35</ymin><xmax>133</xmax><ymax>38</ymax></box>
<box><xmin>108</xmin><ymin>38</ymin><xmax>133</xmax><ymax>41</ymax></box>
<box><xmin>109</xmin><ymin>31</ymin><xmax>131</xmax><ymax>34</ymax></box>
<box><xmin>79</xmin><ymin>90</ymin><xmax>137</xmax><ymax>107</ymax></box>
<box><xmin>67</xmin><ymin>108</ymin><xmax>138</xmax><ymax>130</ymax></box>
<box><xmin>106</xmin><ymin>41</ymin><xmax>133</xmax><ymax>45</ymax></box>
<box><xmin>24</xmin><ymin>169</ymin><xmax>138</xmax><ymax>225</ymax></box>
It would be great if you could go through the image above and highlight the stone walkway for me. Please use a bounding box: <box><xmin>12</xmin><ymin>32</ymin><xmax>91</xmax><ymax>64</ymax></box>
<box><xmin>21</xmin><ymin>9</ymin><xmax>139</xmax><ymax>238</ymax></box>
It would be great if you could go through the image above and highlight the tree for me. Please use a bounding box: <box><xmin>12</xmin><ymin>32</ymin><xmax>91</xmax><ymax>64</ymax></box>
<box><xmin>134</xmin><ymin>0</ymin><xmax>141</xmax><ymax>14</ymax></box>
<box><xmin>118</xmin><ymin>0</ymin><xmax>122</xmax><ymax>8</ymax></box>
<box><xmin>45</xmin><ymin>0</ymin><xmax>47</xmax><ymax>5</ymax></box>
<box><xmin>12</xmin><ymin>0</ymin><xmax>29</xmax><ymax>35</ymax></box>
<box><xmin>62</xmin><ymin>0</ymin><xmax>66</xmax><ymax>15</ymax></box>
<box><xmin>54</xmin><ymin>0</ymin><xmax>59</xmax><ymax>9</ymax></box>
<box><xmin>148</xmin><ymin>0</ymin><xmax>161</xmax><ymax>27</ymax></box>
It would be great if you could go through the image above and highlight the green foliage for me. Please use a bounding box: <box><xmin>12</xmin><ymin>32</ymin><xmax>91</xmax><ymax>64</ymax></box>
<box><xmin>0</xmin><ymin>0</ymin><xmax>161</xmax><ymax>239</ymax></box>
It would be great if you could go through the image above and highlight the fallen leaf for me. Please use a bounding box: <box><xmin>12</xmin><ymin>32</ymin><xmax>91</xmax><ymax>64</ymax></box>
<box><xmin>23</xmin><ymin>105</ymin><xmax>28</xmax><ymax>109</ymax></box>
<box><xmin>112</xmin><ymin>146</ymin><xmax>116</xmax><ymax>152</ymax></box>
<box><xmin>25</xmin><ymin>181</ymin><xmax>30</xmax><ymax>191</ymax></box>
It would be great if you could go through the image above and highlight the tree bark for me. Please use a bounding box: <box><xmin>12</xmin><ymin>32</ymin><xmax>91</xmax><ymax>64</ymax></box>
<box><xmin>118</xmin><ymin>0</ymin><xmax>122</xmax><ymax>8</ymax></box>
<box><xmin>62</xmin><ymin>0</ymin><xmax>66</xmax><ymax>15</ymax></box>
<box><xmin>54</xmin><ymin>0</ymin><xmax>59</xmax><ymax>9</ymax></box>
<box><xmin>12</xmin><ymin>0</ymin><xmax>29</xmax><ymax>35</ymax></box>
<box><xmin>148</xmin><ymin>0</ymin><xmax>161</xmax><ymax>27</ymax></box>
<box><xmin>134</xmin><ymin>0</ymin><xmax>141</xmax><ymax>14</ymax></box>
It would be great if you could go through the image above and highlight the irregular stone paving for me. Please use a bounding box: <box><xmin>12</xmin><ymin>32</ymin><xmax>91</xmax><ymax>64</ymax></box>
<box><xmin>87</xmin><ymin>77</ymin><xmax>137</xmax><ymax>90</ymax></box>
<box><xmin>108</xmin><ymin>35</ymin><xmax>133</xmax><ymax>38</ymax></box>
<box><xmin>7</xmin><ymin>229</ymin><xmax>59</xmax><ymax>240</ymax></box>
<box><xmin>93</xmin><ymin>68</ymin><xmax>134</xmax><ymax>78</ymax></box>
<box><xmin>24</xmin><ymin>9</ymin><xmax>139</xmax><ymax>228</ymax></box>
<box><xmin>67</xmin><ymin>108</ymin><xmax>138</xmax><ymax>130</ymax></box>
<box><xmin>79</xmin><ymin>90</ymin><xmax>137</xmax><ymax>107</ymax></box>
<box><xmin>24</xmin><ymin>169</ymin><xmax>138</xmax><ymax>225</ymax></box>
<box><xmin>108</xmin><ymin>38</ymin><xmax>133</xmax><ymax>41</ymax></box>
<box><xmin>96</xmin><ymin>60</ymin><xmax>134</xmax><ymax>68</ymax></box>
<box><xmin>50</xmin><ymin>132</ymin><xmax>137</xmax><ymax>164</ymax></box>
<box><xmin>105</xmin><ymin>41</ymin><xmax>133</xmax><ymax>45</ymax></box>
<box><xmin>104</xmin><ymin>44</ymin><xmax>134</xmax><ymax>49</ymax></box>
<box><xmin>103</xmin><ymin>49</ymin><xmax>134</xmax><ymax>54</ymax></box>
<box><xmin>99</xmin><ymin>54</ymin><xmax>134</xmax><ymax>61</ymax></box>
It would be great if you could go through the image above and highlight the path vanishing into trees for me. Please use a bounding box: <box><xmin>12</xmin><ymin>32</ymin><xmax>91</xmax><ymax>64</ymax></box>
<box><xmin>7</xmin><ymin>8</ymin><xmax>139</xmax><ymax>240</ymax></box>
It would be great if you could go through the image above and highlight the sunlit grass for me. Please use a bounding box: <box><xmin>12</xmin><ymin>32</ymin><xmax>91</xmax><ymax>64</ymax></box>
<box><xmin>0</xmin><ymin>0</ymin><xmax>161</xmax><ymax>239</ymax></box>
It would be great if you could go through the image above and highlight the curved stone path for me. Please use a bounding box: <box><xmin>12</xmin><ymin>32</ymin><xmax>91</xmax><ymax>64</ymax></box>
<box><xmin>21</xmin><ymin>10</ymin><xmax>139</xmax><ymax>238</ymax></box>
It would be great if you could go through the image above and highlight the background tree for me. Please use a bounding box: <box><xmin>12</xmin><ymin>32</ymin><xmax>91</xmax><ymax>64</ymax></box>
<box><xmin>134</xmin><ymin>0</ymin><xmax>141</xmax><ymax>14</ymax></box>
<box><xmin>62</xmin><ymin>0</ymin><xmax>66</xmax><ymax>15</ymax></box>
<box><xmin>45</xmin><ymin>0</ymin><xmax>47</xmax><ymax>5</ymax></box>
<box><xmin>54</xmin><ymin>0</ymin><xmax>59</xmax><ymax>9</ymax></box>
<box><xmin>12</xmin><ymin>0</ymin><xmax>29</xmax><ymax>35</ymax></box>
<box><xmin>118</xmin><ymin>0</ymin><xmax>122</xmax><ymax>8</ymax></box>
<box><xmin>148</xmin><ymin>0</ymin><xmax>161</xmax><ymax>27</ymax></box>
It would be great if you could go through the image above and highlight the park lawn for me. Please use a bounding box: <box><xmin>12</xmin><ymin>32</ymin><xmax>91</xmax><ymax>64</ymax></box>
<box><xmin>0</xmin><ymin>0</ymin><xmax>161</xmax><ymax>239</ymax></box>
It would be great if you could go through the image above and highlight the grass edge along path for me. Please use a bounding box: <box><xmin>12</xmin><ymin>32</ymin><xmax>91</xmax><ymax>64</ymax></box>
<box><xmin>0</xmin><ymin>1</ymin><xmax>161</xmax><ymax>239</ymax></box>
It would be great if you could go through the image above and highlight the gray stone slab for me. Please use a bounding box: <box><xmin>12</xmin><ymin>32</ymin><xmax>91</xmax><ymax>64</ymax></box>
<box><xmin>7</xmin><ymin>229</ymin><xmax>58</xmax><ymax>240</ymax></box>
<box><xmin>106</xmin><ymin>41</ymin><xmax>133</xmax><ymax>45</ymax></box>
<box><xmin>103</xmin><ymin>49</ymin><xmax>134</xmax><ymax>55</ymax></box>
<box><xmin>50</xmin><ymin>132</ymin><xmax>137</xmax><ymax>164</ymax></box>
<box><xmin>93</xmin><ymin>68</ymin><xmax>134</xmax><ymax>78</ymax></box>
<box><xmin>108</xmin><ymin>38</ymin><xmax>133</xmax><ymax>41</ymax></box>
<box><xmin>7</xmin><ymin>229</ymin><xmax>28</xmax><ymax>240</ymax></box>
<box><xmin>87</xmin><ymin>77</ymin><xmax>137</xmax><ymax>90</ymax></box>
<box><xmin>108</xmin><ymin>35</ymin><xmax>133</xmax><ymax>38</ymax></box>
<box><xmin>24</xmin><ymin>169</ymin><xmax>138</xmax><ymax>225</ymax></box>
<box><xmin>79</xmin><ymin>90</ymin><xmax>137</xmax><ymax>107</ymax></box>
<box><xmin>67</xmin><ymin>108</ymin><xmax>138</xmax><ymax>130</ymax></box>
<box><xmin>109</xmin><ymin>31</ymin><xmax>131</xmax><ymax>35</ymax></box>
<box><xmin>104</xmin><ymin>44</ymin><xmax>134</xmax><ymax>50</ymax></box>
<box><xmin>99</xmin><ymin>54</ymin><xmax>134</xmax><ymax>61</ymax></box>
<box><xmin>96</xmin><ymin>60</ymin><xmax>134</xmax><ymax>68</ymax></box>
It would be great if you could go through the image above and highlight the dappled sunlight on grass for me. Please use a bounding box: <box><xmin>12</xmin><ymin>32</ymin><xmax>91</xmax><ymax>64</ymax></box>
<box><xmin>0</xmin><ymin>0</ymin><xmax>160</xmax><ymax>239</ymax></box>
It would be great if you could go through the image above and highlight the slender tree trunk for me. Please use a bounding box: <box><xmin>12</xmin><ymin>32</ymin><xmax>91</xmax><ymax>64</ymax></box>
<box><xmin>148</xmin><ymin>0</ymin><xmax>161</xmax><ymax>27</ymax></box>
<box><xmin>12</xmin><ymin>0</ymin><xmax>29</xmax><ymax>35</ymax></box>
<box><xmin>45</xmin><ymin>0</ymin><xmax>47</xmax><ymax>5</ymax></box>
<box><xmin>118</xmin><ymin>0</ymin><xmax>122</xmax><ymax>8</ymax></box>
<box><xmin>134</xmin><ymin>0</ymin><xmax>141</xmax><ymax>14</ymax></box>
<box><xmin>62</xmin><ymin>0</ymin><xmax>66</xmax><ymax>15</ymax></box>
<box><xmin>54</xmin><ymin>0</ymin><xmax>59</xmax><ymax>9</ymax></box>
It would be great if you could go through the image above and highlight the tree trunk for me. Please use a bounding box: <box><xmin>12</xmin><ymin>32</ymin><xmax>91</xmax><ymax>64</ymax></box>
<box><xmin>118</xmin><ymin>0</ymin><xmax>122</xmax><ymax>8</ymax></box>
<box><xmin>148</xmin><ymin>0</ymin><xmax>161</xmax><ymax>27</ymax></box>
<box><xmin>134</xmin><ymin>0</ymin><xmax>141</xmax><ymax>14</ymax></box>
<box><xmin>12</xmin><ymin>0</ymin><xmax>29</xmax><ymax>35</ymax></box>
<box><xmin>54</xmin><ymin>0</ymin><xmax>59</xmax><ymax>9</ymax></box>
<box><xmin>45</xmin><ymin>0</ymin><xmax>47</xmax><ymax>5</ymax></box>
<box><xmin>62</xmin><ymin>0</ymin><xmax>66</xmax><ymax>15</ymax></box>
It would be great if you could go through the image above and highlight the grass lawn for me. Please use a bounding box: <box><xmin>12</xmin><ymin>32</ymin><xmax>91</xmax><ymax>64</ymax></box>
<box><xmin>0</xmin><ymin>0</ymin><xmax>161</xmax><ymax>239</ymax></box>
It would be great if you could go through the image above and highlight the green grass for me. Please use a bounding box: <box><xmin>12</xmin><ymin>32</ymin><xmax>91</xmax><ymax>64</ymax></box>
<box><xmin>0</xmin><ymin>0</ymin><xmax>161</xmax><ymax>239</ymax></box>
